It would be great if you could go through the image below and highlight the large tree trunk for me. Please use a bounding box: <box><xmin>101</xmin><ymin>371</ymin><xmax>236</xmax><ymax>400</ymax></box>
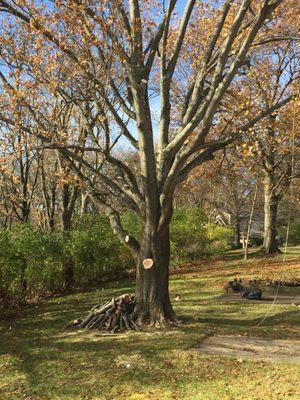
<box><xmin>60</xmin><ymin>176</ymin><xmax>79</xmax><ymax>290</ymax></box>
<box><xmin>19</xmin><ymin>260</ymin><xmax>28</xmax><ymax>305</ymax></box>
<box><xmin>234</xmin><ymin>217</ymin><xmax>241</xmax><ymax>247</ymax></box>
<box><xmin>133</xmin><ymin>226</ymin><xmax>176</xmax><ymax>326</ymax></box>
<box><xmin>20</xmin><ymin>199</ymin><xmax>30</xmax><ymax>223</ymax></box>
<box><xmin>62</xmin><ymin>256</ymin><xmax>75</xmax><ymax>290</ymax></box>
<box><xmin>262</xmin><ymin>178</ymin><xmax>280</xmax><ymax>254</ymax></box>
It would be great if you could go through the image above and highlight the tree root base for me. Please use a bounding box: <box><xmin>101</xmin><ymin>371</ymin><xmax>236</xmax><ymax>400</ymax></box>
<box><xmin>74</xmin><ymin>295</ymin><xmax>181</xmax><ymax>333</ymax></box>
<box><xmin>134</xmin><ymin>311</ymin><xmax>181</xmax><ymax>329</ymax></box>
<box><xmin>258</xmin><ymin>246</ymin><xmax>282</xmax><ymax>256</ymax></box>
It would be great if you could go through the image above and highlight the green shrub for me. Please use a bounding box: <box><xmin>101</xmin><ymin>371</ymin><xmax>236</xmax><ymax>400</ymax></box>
<box><xmin>0</xmin><ymin>226</ymin><xmax>64</xmax><ymax>304</ymax></box>
<box><xmin>170</xmin><ymin>207</ymin><xmax>233</xmax><ymax>263</ymax></box>
<box><xmin>70</xmin><ymin>214</ymin><xmax>132</xmax><ymax>284</ymax></box>
<box><xmin>121</xmin><ymin>211</ymin><xmax>142</xmax><ymax>239</ymax></box>
<box><xmin>0</xmin><ymin>216</ymin><xmax>133</xmax><ymax>305</ymax></box>
<box><xmin>279</xmin><ymin>221</ymin><xmax>300</xmax><ymax>246</ymax></box>
<box><xmin>120</xmin><ymin>207</ymin><xmax>233</xmax><ymax>265</ymax></box>
<box><xmin>0</xmin><ymin>208</ymin><xmax>234</xmax><ymax>306</ymax></box>
<box><xmin>170</xmin><ymin>207</ymin><xmax>208</xmax><ymax>263</ymax></box>
<box><xmin>204</xmin><ymin>222</ymin><xmax>233</xmax><ymax>255</ymax></box>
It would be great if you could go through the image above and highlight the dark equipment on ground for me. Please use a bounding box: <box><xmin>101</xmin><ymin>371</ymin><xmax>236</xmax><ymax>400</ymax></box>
<box><xmin>240</xmin><ymin>287</ymin><xmax>262</xmax><ymax>299</ymax></box>
<box><xmin>224</xmin><ymin>279</ymin><xmax>262</xmax><ymax>300</ymax></box>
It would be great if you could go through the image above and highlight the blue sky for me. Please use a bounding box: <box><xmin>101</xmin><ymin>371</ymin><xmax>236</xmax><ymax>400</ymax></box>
<box><xmin>176</xmin><ymin>0</ymin><xmax>189</xmax><ymax>13</ymax></box>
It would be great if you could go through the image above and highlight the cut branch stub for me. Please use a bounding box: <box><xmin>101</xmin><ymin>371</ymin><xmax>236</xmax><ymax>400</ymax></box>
<box><xmin>125</xmin><ymin>235</ymin><xmax>130</xmax><ymax>243</ymax></box>
<box><xmin>143</xmin><ymin>258</ymin><xmax>154</xmax><ymax>269</ymax></box>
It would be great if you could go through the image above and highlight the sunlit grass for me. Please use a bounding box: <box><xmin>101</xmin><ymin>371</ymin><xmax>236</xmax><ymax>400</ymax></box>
<box><xmin>0</xmin><ymin>247</ymin><xmax>299</xmax><ymax>400</ymax></box>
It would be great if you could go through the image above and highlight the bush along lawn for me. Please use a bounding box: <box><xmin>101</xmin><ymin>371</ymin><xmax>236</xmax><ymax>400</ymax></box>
<box><xmin>0</xmin><ymin>208</ymin><xmax>233</xmax><ymax>307</ymax></box>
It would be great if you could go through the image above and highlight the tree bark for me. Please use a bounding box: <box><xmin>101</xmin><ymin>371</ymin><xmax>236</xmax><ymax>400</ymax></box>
<box><xmin>62</xmin><ymin>256</ymin><xmax>75</xmax><ymax>290</ymax></box>
<box><xmin>133</xmin><ymin>225</ymin><xmax>176</xmax><ymax>326</ymax></box>
<box><xmin>234</xmin><ymin>218</ymin><xmax>241</xmax><ymax>247</ymax></box>
<box><xmin>62</xmin><ymin>207</ymin><xmax>75</xmax><ymax>290</ymax></box>
<box><xmin>262</xmin><ymin>178</ymin><xmax>281</xmax><ymax>254</ymax></box>
<box><xmin>61</xmin><ymin>184</ymin><xmax>76</xmax><ymax>290</ymax></box>
<box><xmin>244</xmin><ymin>178</ymin><xmax>258</xmax><ymax>260</ymax></box>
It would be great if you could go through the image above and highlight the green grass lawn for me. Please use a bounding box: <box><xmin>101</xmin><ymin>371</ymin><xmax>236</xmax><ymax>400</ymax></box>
<box><xmin>1</xmin><ymin>248</ymin><xmax>300</xmax><ymax>400</ymax></box>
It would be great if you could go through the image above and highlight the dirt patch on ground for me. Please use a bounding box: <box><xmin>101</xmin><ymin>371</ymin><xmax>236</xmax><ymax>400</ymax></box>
<box><xmin>217</xmin><ymin>293</ymin><xmax>300</xmax><ymax>304</ymax></box>
<box><xmin>198</xmin><ymin>335</ymin><xmax>300</xmax><ymax>363</ymax></box>
<box><xmin>218</xmin><ymin>284</ymin><xmax>300</xmax><ymax>304</ymax></box>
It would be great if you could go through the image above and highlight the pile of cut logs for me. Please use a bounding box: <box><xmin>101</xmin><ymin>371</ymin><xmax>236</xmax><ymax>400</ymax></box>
<box><xmin>77</xmin><ymin>294</ymin><xmax>138</xmax><ymax>333</ymax></box>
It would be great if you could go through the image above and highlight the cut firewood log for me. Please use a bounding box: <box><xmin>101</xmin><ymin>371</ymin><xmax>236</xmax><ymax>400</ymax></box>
<box><xmin>111</xmin><ymin>325</ymin><xmax>119</xmax><ymax>334</ymax></box>
<box><xmin>106</xmin><ymin>315</ymin><xmax>113</xmax><ymax>331</ymax></box>
<box><xmin>92</xmin><ymin>314</ymin><xmax>106</xmax><ymax>329</ymax></box>
<box><xmin>86</xmin><ymin>315</ymin><xmax>99</xmax><ymax>329</ymax></box>
<box><xmin>91</xmin><ymin>301</ymin><xmax>107</xmax><ymax>312</ymax></box>
<box><xmin>122</xmin><ymin>315</ymin><xmax>131</xmax><ymax>330</ymax></box>
<box><xmin>128</xmin><ymin>316</ymin><xmax>138</xmax><ymax>331</ymax></box>
<box><xmin>94</xmin><ymin>299</ymin><xmax>115</xmax><ymax>315</ymax></box>
<box><xmin>109</xmin><ymin>305</ymin><xmax>117</xmax><ymax>313</ymax></box>
<box><xmin>79</xmin><ymin>313</ymin><xmax>94</xmax><ymax>328</ymax></box>
<box><xmin>120</xmin><ymin>318</ymin><xmax>124</xmax><ymax>331</ymax></box>
<box><xmin>97</xmin><ymin>314</ymin><xmax>110</xmax><ymax>329</ymax></box>
<box><xmin>89</xmin><ymin>314</ymin><xmax>105</xmax><ymax>329</ymax></box>
<box><xmin>111</xmin><ymin>314</ymin><xmax>119</xmax><ymax>328</ymax></box>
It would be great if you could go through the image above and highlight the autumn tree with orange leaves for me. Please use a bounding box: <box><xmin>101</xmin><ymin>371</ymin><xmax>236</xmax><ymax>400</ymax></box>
<box><xmin>234</xmin><ymin>44</ymin><xmax>300</xmax><ymax>254</ymax></box>
<box><xmin>0</xmin><ymin>0</ymin><xmax>298</xmax><ymax>325</ymax></box>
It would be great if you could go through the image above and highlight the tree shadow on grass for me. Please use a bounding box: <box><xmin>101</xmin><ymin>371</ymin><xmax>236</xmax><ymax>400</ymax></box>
<box><xmin>1</xmin><ymin>271</ymin><xmax>299</xmax><ymax>400</ymax></box>
<box><xmin>1</xmin><ymin>291</ymin><xmax>299</xmax><ymax>400</ymax></box>
<box><xmin>0</xmin><ymin>320</ymin><xmax>191</xmax><ymax>399</ymax></box>
<box><xmin>194</xmin><ymin>309</ymin><xmax>300</xmax><ymax>328</ymax></box>
<box><xmin>2</xmin><ymin>308</ymin><xmax>298</xmax><ymax>396</ymax></box>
